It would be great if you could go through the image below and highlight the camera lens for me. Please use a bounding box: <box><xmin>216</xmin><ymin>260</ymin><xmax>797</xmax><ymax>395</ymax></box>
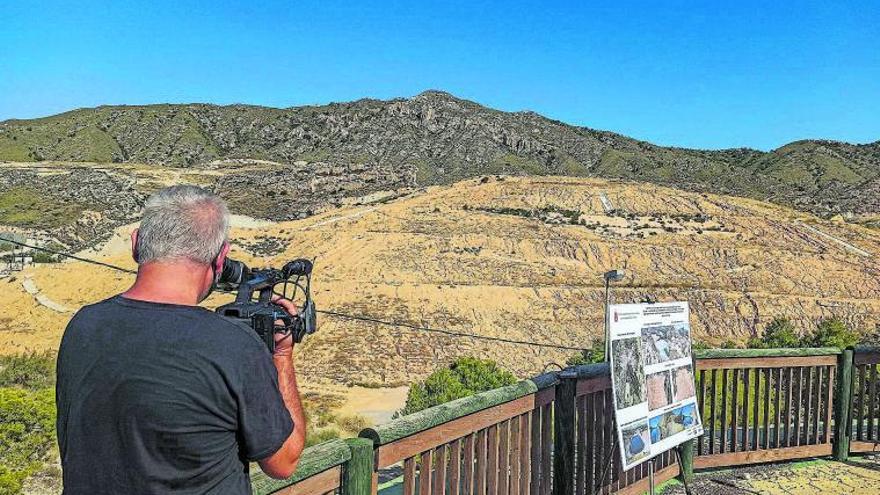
<box><xmin>219</xmin><ymin>259</ymin><xmax>250</xmax><ymax>287</ymax></box>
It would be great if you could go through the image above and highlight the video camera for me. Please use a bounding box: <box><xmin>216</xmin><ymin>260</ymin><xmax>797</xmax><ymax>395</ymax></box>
<box><xmin>215</xmin><ymin>257</ymin><xmax>317</xmax><ymax>352</ymax></box>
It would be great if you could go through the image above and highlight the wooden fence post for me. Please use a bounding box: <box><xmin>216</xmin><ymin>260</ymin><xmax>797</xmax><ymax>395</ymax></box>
<box><xmin>677</xmin><ymin>440</ymin><xmax>695</xmax><ymax>485</ymax></box>
<box><xmin>553</xmin><ymin>371</ymin><xmax>577</xmax><ymax>495</ymax></box>
<box><xmin>833</xmin><ymin>348</ymin><xmax>854</xmax><ymax>461</ymax></box>
<box><xmin>343</xmin><ymin>438</ymin><xmax>374</xmax><ymax>495</ymax></box>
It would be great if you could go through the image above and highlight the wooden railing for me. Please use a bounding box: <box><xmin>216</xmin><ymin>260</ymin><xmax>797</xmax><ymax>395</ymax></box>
<box><xmin>694</xmin><ymin>348</ymin><xmax>838</xmax><ymax>468</ymax></box>
<box><xmin>361</xmin><ymin>373</ymin><xmax>558</xmax><ymax>495</ymax></box>
<box><xmin>850</xmin><ymin>346</ymin><xmax>880</xmax><ymax>454</ymax></box>
<box><xmin>251</xmin><ymin>346</ymin><xmax>880</xmax><ymax>495</ymax></box>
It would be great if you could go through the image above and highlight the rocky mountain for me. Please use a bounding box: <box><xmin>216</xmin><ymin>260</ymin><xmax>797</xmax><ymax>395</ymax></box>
<box><xmin>1</xmin><ymin>91</ymin><xmax>877</xmax><ymax>222</ymax></box>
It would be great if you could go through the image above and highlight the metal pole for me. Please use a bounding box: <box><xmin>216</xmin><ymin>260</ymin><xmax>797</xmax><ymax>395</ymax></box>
<box><xmin>648</xmin><ymin>458</ymin><xmax>655</xmax><ymax>495</ymax></box>
<box><xmin>604</xmin><ymin>278</ymin><xmax>611</xmax><ymax>362</ymax></box>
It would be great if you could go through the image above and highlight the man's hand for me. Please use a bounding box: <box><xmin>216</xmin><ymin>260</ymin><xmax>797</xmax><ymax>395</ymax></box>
<box><xmin>271</xmin><ymin>295</ymin><xmax>297</xmax><ymax>357</ymax></box>
<box><xmin>259</xmin><ymin>295</ymin><xmax>306</xmax><ymax>479</ymax></box>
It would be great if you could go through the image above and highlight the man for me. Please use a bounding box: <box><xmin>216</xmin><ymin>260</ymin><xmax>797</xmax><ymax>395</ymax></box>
<box><xmin>56</xmin><ymin>185</ymin><xmax>305</xmax><ymax>494</ymax></box>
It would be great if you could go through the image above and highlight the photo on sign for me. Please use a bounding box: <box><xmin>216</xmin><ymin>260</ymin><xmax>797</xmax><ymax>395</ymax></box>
<box><xmin>642</xmin><ymin>324</ymin><xmax>691</xmax><ymax>365</ymax></box>
<box><xmin>672</xmin><ymin>365</ymin><xmax>696</xmax><ymax>402</ymax></box>
<box><xmin>611</xmin><ymin>337</ymin><xmax>646</xmax><ymax>409</ymax></box>
<box><xmin>649</xmin><ymin>402</ymin><xmax>698</xmax><ymax>443</ymax></box>
<box><xmin>620</xmin><ymin>419</ymin><xmax>651</xmax><ymax>465</ymax></box>
<box><xmin>646</xmin><ymin>370</ymin><xmax>673</xmax><ymax>410</ymax></box>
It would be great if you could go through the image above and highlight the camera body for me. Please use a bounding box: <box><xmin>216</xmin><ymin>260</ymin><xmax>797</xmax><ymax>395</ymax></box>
<box><xmin>215</xmin><ymin>258</ymin><xmax>317</xmax><ymax>352</ymax></box>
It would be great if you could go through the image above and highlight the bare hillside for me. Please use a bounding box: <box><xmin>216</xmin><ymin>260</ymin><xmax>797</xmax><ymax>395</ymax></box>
<box><xmin>2</xmin><ymin>176</ymin><xmax>878</xmax><ymax>384</ymax></box>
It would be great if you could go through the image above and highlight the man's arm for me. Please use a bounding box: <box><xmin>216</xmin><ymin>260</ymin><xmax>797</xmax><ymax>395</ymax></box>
<box><xmin>258</xmin><ymin>297</ymin><xmax>307</xmax><ymax>479</ymax></box>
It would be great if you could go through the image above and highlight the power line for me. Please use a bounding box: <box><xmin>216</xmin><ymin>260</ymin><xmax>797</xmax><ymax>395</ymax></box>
<box><xmin>317</xmin><ymin>309</ymin><xmax>585</xmax><ymax>351</ymax></box>
<box><xmin>0</xmin><ymin>237</ymin><xmax>586</xmax><ymax>352</ymax></box>
<box><xmin>0</xmin><ymin>237</ymin><xmax>137</xmax><ymax>274</ymax></box>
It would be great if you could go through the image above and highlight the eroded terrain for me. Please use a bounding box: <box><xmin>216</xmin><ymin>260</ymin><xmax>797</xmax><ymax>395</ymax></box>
<box><xmin>2</xmin><ymin>173</ymin><xmax>878</xmax><ymax>386</ymax></box>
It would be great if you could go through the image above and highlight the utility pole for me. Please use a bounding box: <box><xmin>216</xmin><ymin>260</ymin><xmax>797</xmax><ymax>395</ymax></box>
<box><xmin>603</xmin><ymin>269</ymin><xmax>625</xmax><ymax>361</ymax></box>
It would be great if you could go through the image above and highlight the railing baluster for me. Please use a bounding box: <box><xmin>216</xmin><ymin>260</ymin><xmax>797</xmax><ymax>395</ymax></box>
<box><xmin>752</xmin><ymin>367</ymin><xmax>760</xmax><ymax>450</ymax></box>
<box><xmin>869</xmin><ymin>364</ymin><xmax>878</xmax><ymax>441</ymax></box>
<box><xmin>785</xmin><ymin>368</ymin><xmax>794</xmax><ymax>447</ymax></box>
<box><xmin>421</xmin><ymin>450</ymin><xmax>434</xmax><ymax>495</ymax></box>
<box><xmin>464</xmin><ymin>433</ymin><xmax>476</xmax><ymax>495</ymax></box>
<box><xmin>794</xmin><ymin>367</ymin><xmax>804</xmax><ymax>446</ymax></box>
<box><xmin>576</xmin><ymin>396</ymin><xmax>585</xmax><ymax>495</ymax></box>
<box><xmin>477</xmin><ymin>428</ymin><xmax>488</xmax><ymax>495</ymax></box>
<box><xmin>498</xmin><ymin>420</ymin><xmax>510</xmax><ymax>495</ymax></box>
<box><xmin>585</xmin><ymin>392</ymin><xmax>596</xmax><ymax>495</ymax></box>
<box><xmin>529</xmin><ymin>407</ymin><xmax>540</xmax><ymax>495</ymax></box>
<box><xmin>487</xmin><ymin>424</ymin><xmax>499</xmax><ymax>495</ymax></box>
<box><xmin>743</xmin><ymin>368</ymin><xmax>751</xmax><ymax>451</ymax></box>
<box><xmin>812</xmin><ymin>367</ymin><xmax>821</xmax><ymax>444</ymax></box>
<box><xmin>774</xmin><ymin>367</ymin><xmax>782</xmax><ymax>448</ymax></box>
<box><xmin>541</xmin><ymin>403</ymin><xmax>553</xmax><ymax>495</ymax></box>
<box><xmin>404</xmin><ymin>456</ymin><xmax>416</xmax><ymax>495</ymax></box>
<box><xmin>721</xmin><ymin>369</ymin><xmax>729</xmax><ymax>453</ymax></box>
<box><xmin>857</xmin><ymin>364</ymin><xmax>867</xmax><ymax>441</ymax></box>
<box><xmin>509</xmin><ymin>417</ymin><xmax>520</xmax><ymax>495</ymax></box>
<box><xmin>732</xmin><ymin>368</ymin><xmax>740</xmax><ymax>452</ymax></box>
<box><xmin>519</xmin><ymin>413</ymin><xmax>530</xmax><ymax>495</ymax></box>
<box><xmin>698</xmin><ymin>369</ymin><xmax>706</xmax><ymax>456</ymax></box>
<box><xmin>762</xmin><ymin>368</ymin><xmax>770</xmax><ymax>449</ymax></box>
<box><xmin>708</xmin><ymin>369</ymin><xmax>717</xmax><ymax>455</ymax></box>
<box><xmin>434</xmin><ymin>443</ymin><xmax>449</xmax><ymax>495</ymax></box>
<box><xmin>451</xmin><ymin>438</ymin><xmax>463</xmax><ymax>495</ymax></box>
<box><xmin>825</xmin><ymin>365</ymin><xmax>834</xmax><ymax>445</ymax></box>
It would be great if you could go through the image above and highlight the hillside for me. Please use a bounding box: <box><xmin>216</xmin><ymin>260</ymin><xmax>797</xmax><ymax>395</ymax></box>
<box><xmin>1</xmin><ymin>91</ymin><xmax>878</xmax><ymax>227</ymax></box>
<box><xmin>3</xmin><ymin>176</ymin><xmax>878</xmax><ymax>384</ymax></box>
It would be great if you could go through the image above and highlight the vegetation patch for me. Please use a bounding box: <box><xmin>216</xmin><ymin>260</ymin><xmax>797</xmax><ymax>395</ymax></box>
<box><xmin>0</xmin><ymin>187</ymin><xmax>85</xmax><ymax>229</ymax></box>
<box><xmin>397</xmin><ymin>357</ymin><xmax>517</xmax><ymax>417</ymax></box>
<box><xmin>0</xmin><ymin>352</ymin><xmax>57</xmax><ymax>494</ymax></box>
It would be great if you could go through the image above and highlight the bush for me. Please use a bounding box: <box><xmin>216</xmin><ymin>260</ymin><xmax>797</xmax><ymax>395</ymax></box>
<box><xmin>807</xmin><ymin>318</ymin><xmax>859</xmax><ymax>349</ymax></box>
<box><xmin>305</xmin><ymin>428</ymin><xmax>340</xmax><ymax>447</ymax></box>
<box><xmin>0</xmin><ymin>352</ymin><xmax>55</xmax><ymax>389</ymax></box>
<box><xmin>566</xmin><ymin>340</ymin><xmax>605</xmax><ymax>366</ymax></box>
<box><xmin>0</xmin><ymin>387</ymin><xmax>56</xmax><ymax>494</ymax></box>
<box><xmin>398</xmin><ymin>357</ymin><xmax>517</xmax><ymax>417</ymax></box>
<box><xmin>0</xmin><ymin>352</ymin><xmax>58</xmax><ymax>494</ymax></box>
<box><xmin>747</xmin><ymin>318</ymin><xmax>801</xmax><ymax>349</ymax></box>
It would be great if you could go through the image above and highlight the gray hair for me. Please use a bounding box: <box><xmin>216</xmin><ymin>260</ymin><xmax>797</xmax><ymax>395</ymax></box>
<box><xmin>136</xmin><ymin>185</ymin><xmax>229</xmax><ymax>265</ymax></box>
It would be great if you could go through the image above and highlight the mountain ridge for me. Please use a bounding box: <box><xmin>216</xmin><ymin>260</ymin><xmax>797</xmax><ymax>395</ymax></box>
<box><xmin>1</xmin><ymin>90</ymin><xmax>878</xmax><ymax>221</ymax></box>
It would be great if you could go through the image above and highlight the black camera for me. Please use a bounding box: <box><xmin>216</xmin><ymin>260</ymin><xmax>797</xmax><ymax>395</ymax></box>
<box><xmin>215</xmin><ymin>257</ymin><xmax>317</xmax><ymax>352</ymax></box>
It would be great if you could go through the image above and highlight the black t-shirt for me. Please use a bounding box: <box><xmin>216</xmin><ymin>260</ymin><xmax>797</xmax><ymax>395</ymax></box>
<box><xmin>56</xmin><ymin>295</ymin><xmax>293</xmax><ymax>495</ymax></box>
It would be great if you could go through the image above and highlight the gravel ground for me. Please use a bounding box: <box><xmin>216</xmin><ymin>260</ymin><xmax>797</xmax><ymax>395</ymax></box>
<box><xmin>661</xmin><ymin>455</ymin><xmax>880</xmax><ymax>495</ymax></box>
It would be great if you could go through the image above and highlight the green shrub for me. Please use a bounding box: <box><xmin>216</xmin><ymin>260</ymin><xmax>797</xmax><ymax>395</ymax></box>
<box><xmin>807</xmin><ymin>318</ymin><xmax>859</xmax><ymax>349</ymax></box>
<box><xmin>0</xmin><ymin>352</ymin><xmax>55</xmax><ymax>389</ymax></box>
<box><xmin>747</xmin><ymin>318</ymin><xmax>801</xmax><ymax>349</ymax></box>
<box><xmin>566</xmin><ymin>340</ymin><xmax>605</xmax><ymax>366</ymax></box>
<box><xmin>305</xmin><ymin>428</ymin><xmax>340</xmax><ymax>447</ymax></box>
<box><xmin>0</xmin><ymin>387</ymin><xmax>56</xmax><ymax>494</ymax></box>
<box><xmin>398</xmin><ymin>357</ymin><xmax>517</xmax><ymax>417</ymax></box>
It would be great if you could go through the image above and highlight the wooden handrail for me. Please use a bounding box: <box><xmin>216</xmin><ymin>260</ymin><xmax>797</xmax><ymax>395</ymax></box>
<box><xmin>252</xmin><ymin>439</ymin><xmax>350</xmax><ymax>495</ymax></box>
<box><xmin>694</xmin><ymin>347</ymin><xmax>841</xmax><ymax>359</ymax></box>
<box><xmin>361</xmin><ymin>376</ymin><xmax>556</xmax><ymax>447</ymax></box>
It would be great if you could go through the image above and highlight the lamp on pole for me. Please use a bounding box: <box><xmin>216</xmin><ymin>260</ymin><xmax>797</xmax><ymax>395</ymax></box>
<box><xmin>603</xmin><ymin>269</ymin><xmax>625</xmax><ymax>362</ymax></box>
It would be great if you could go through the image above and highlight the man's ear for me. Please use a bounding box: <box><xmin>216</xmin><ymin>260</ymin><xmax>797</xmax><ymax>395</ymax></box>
<box><xmin>130</xmin><ymin>229</ymin><xmax>140</xmax><ymax>263</ymax></box>
<box><xmin>214</xmin><ymin>241</ymin><xmax>231</xmax><ymax>275</ymax></box>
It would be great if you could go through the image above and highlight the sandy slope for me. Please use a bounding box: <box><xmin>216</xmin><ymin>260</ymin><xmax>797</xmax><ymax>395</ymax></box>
<box><xmin>2</xmin><ymin>176</ymin><xmax>879</xmax><ymax>386</ymax></box>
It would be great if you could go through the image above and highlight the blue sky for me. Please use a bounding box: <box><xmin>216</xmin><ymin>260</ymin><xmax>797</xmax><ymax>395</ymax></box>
<box><xmin>1</xmin><ymin>0</ymin><xmax>877</xmax><ymax>150</ymax></box>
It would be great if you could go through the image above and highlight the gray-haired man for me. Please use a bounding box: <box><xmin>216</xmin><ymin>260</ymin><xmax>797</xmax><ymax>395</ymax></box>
<box><xmin>56</xmin><ymin>185</ymin><xmax>305</xmax><ymax>494</ymax></box>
